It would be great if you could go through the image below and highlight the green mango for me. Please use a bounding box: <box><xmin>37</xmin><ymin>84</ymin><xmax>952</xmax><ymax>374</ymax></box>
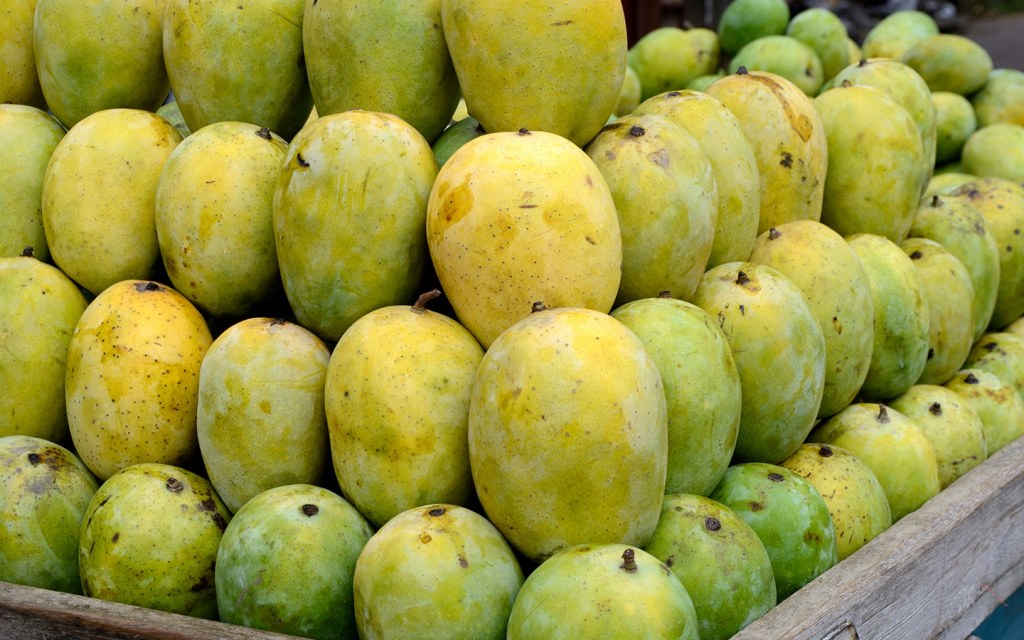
<box><xmin>931</xmin><ymin>92</ymin><xmax>977</xmax><ymax>165</ymax></box>
<box><xmin>155</xmin><ymin>99</ymin><xmax>190</xmax><ymax>139</ymax></box>
<box><xmin>964</xmin><ymin>332</ymin><xmax>1024</xmax><ymax>399</ymax></box>
<box><xmin>686</xmin><ymin>72</ymin><xmax>726</xmax><ymax>92</ymax></box>
<box><xmin>628</xmin><ymin>27</ymin><xmax>706</xmax><ymax>101</ymax></box>
<box><xmin>615</xmin><ymin>65</ymin><xmax>642</xmax><ymax>116</ymax></box>
<box><xmin>902</xmin><ymin>34</ymin><xmax>992</xmax><ymax>96</ymax></box>
<box><xmin>717</xmin><ymin>0</ymin><xmax>790</xmax><ymax>55</ymax></box>
<box><xmin>961</xmin><ymin>123</ymin><xmax>1024</xmax><ymax>181</ymax></box>
<box><xmin>787</xmin><ymin>8</ymin><xmax>850</xmax><ymax>82</ymax></box>
<box><xmin>0</xmin><ymin>0</ymin><xmax>44</xmax><ymax>107</ymax></box>
<box><xmin>432</xmin><ymin>117</ymin><xmax>486</xmax><ymax>170</ymax></box>
<box><xmin>728</xmin><ymin>35</ymin><xmax>825</xmax><ymax>97</ymax></box>
<box><xmin>861</xmin><ymin>10</ymin><xmax>938</xmax><ymax>61</ymax></box>
<box><xmin>971</xmin><ymin>69</ymin><xmax>1024</xmax><ymax>128</ymax></box>
<box><xmin>944</xmin><ymin>368</ymin><xmax>1024</xmax><ymax>455</ymax></box>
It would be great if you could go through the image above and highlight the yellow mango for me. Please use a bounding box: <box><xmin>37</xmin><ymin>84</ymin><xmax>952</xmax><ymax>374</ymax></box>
<box><xmin>0</xmin><ymin>0</ymin><xmax>44</xmax><ymax>107</ymax></box>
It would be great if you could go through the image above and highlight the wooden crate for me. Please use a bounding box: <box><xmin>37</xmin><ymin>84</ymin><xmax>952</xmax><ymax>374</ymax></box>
<box><xmin>2</xmin><ymin>434</ymin><xmax>1023</xmax><ymax>639</ymax></box>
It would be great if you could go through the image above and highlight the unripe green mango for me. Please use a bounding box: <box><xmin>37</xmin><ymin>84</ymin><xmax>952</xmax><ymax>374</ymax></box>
<box><xmin>273</xmin><ymin>110</ymin><xmax>436</xmax><ymax>343</ymax></box>
<box><xmin>353</xmin><ymin>504</ymin><xmax>524</xmax><ymax>640</ymax></box>
<box><xmin>585</xmin><ymin>112</ymin><xmax>718</xmax><ymax>304</ymax></box>
<box><xmin>0</xmin><ymin>254</ymin><xmax>87</xmax><ymax>442</ymax></box>
<box><xmin>814</xmin><ymin>84</ymin><xmax>924</xmax><ymax>243</ymax></box>
<box><xmin>692</xmin><ymin>262</ymin><xmax>826</xmax><ymax>463</ymax></box>
<box><xmin>66</xmin><ymin>281</ymin><xmax>212</xmax><ymax>481</ymax></box>
<box><xmin>846</xmin><ymin>233</ymin><xmax>930</xmax><ymax>402</ymax></box>
<box><xmin>628</xmin><ymin>27</ymin><xmax>705</xmax><ymax>101</ymax></box>
<box><xmin>33</xmin><ymin>0</ymin><xmax>168</xmax><ymax>129</ymax></box>
<box><xmin>846</xmin><ymin>37</ymin><xmax>864</xmax><ymax>65</ymax></box>
<box><xmin>0</xmin><ymin>0</ymin><xmax>44</xmax><ymax>107</ymax></box>
<box><xmin>705</xmin><ymin>69</ymin><xmax>827</xmax><ymax>234</ymax></box>
<box><xmin>861</xmin><ymin>10</ymin><xmax>938</xmax><ymax>61</ymax></box>
<box><xmin>971</xmin><ymin>69</ymin><xmax>1024</xmax><ymax>128</ymax></box>
<box><xmin>42</xmin><ymin>108</ymin><xmax>181</xmax><ymax>296</ymax></box>
<box><xmin>431</xmin><ymin>117</ymin><xmax>486</xmax><ymax>169</ymax></box>
<box><xmin>687</xmin><ymin>72</ymin><xmax>727</xmax><ymax>92</ymax></box>
<box><xmin>964</xmin><ymin>332</ymin><xmax>1024</xmax><ymax>400</ymax></box>
<box><xmin>932</xmin><ymin>92</ymin><xmax>977</xmax><ymax>165</ymax></box>
<box><xmin>728</xmin><ymin>36</ymin><xmax>825</xmax><ymax>97</ymax></box>
<box><xmin>156</xmin><ymin>99</ymin><xmax>190</xmax><ymax>139</ymax></box>
<box><xmin>787</xmin><ymin>8</ymin><xmax>850</xmax><ymax>82</ymax></box>
<box><xmin>945</xmin><ymin>368</ymin><xmax>1024</xmax><ymax>455</ymax></box>
<box><xmin>748</xmin><ymin>220</ymin><xmax>875</xmax><ymax>418</ymax></box>
<box><xmin>961</xmin><ymin>123</ymin><xmax>1024</xmax><ymax>181</ymax></box>
<box><xmin>717</xmin><ymin>0</ymin><xmax>790</xmax><ymax>55</ymax></box>
<box><xmin>441</xmin><ymin>0</ymin><xmax>626</xmax><ymax>147</ymax></box>
<box><xmin>79</xmin><ymin>463</ymin><xmax>230</xmax><ymax>618</ymax></box>
<box><xmin>902</xmin><ymin>34</ymin><xmax>992</xmax><ymax>96</ymax></box>
<box><xmin>615</xmin><ymin>65</ymin><xmax>642</xmax><ymax>117</ymax></box>
<box><xmin>508</xmin><ymin>544</ymin><xmax>699</xmax><ymax>640</ymax></box>
<box><xmin>0</xmin><ymin>435</ymin><xmax>98</xmax><ymax>594</ymax></box>
<box><xmin>164</xmin><ymin>0</ymin><xmax>311</xmax><ymax>141</ymax></box>
<box><xmin>215</xmin><ymin>484</ymin><xmax>374</xmax><ymax>639</ymax></box>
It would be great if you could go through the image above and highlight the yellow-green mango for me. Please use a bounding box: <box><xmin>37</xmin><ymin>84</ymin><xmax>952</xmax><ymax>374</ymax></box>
<box><xmin>42</xmin><ymin>108</ymin><xmax>181</xmax><ymax>296</ymax></box>
<box><xmin>926</xmin><ymin>171</ymin><xmax>977</xmax><ymax>198</ymax></box>
<box><xmin>0</xmin><ymin>254</ymin><xmax>87</xmax><ymax>442</ymax></box>
<box><xmin>441</xmin><ymin>0</ymin><xmax>626</xmax><ymax>147</ymax></box>
<box><xmin>585</xmin><ymin>113</ymin><xmax>717</xmax><ymax>304</ymax></box>
<box><xmin>861</xmin><ymin>10</ymin><xmax>938</xmax><ymax>60</ymax></box>
<box><xmin>688</xmin><ymin>28</ymin><xmax>722</xmax><ymax>77</ymax></box>
<box><xmin>971</xmin><ymin>69</ymin><xmax>1024</xmax><ymax>128</ymax></box>
<box><xmin>814</xmin><ymin>84</ymin><xmax>923</xmax><ymax>242</ymax></box>
<box><xmin>155</xmin><ymin>121</ymin><xmax>288</xmax><ymax>318</ymax></box>
<box><xmin>324</xmin><ymin>297</ymin><xmax>483</xmax><ymax>528</ymax></box>
<box><xmin>273</xmin><ymin>110</ymin><xmax>436</xmax><ymax>343</ymax></box>
<box><xmin>33</xmin><ymin>0</ymin><xmax>168</xmax><ymax>129</ymax></box>
<box><xmin>961</xmin><ymin>123</ymin><xmax>1024</xmax><ymax>181</ymax></box>
<box><xmin>692</xmin><ymin>262</ymin><xmax>826</xmax><ymax>463</ymax></box>
<box><xmin>634</xmin><ymin>90</ymin><xmax>760</xmax><ymax>268</ymax></box>
<box><xmin>426</xmin><ymin>130</ymin><xmax>621</xmax><ymax>348</ymax></box>
<box><xmin>468</xmin><ymin>307</ymin><xmax>667</xmax><ymax>562</ymax></box>
<box><xmin>628</xmin><ymin>27</ymin><xmax>710</xmax><ymax>101</ymax></box>
<box><xmin>615</xmin><ymin>65</ymin><xmax>642</xmax><ymax>117</ymax></box>
<box><xmin>197</xmin><ymin>318</ymin><xmax>330</xmax><ymax>514</ymax></box>
<box><xmin>164</xmin><ymin>0</ymin><xmax>311</xmax><ymax>141</ymax></box>
<box><xmin>902</xmin><ymin>34</ymin><xmax>992</xmax><ymax>96</ymax></box>
<box><xmin>66</xmin><ymin>280</ymin><xmax>212</xmax><ymax>481</ymax></box>
<box><xmin>932</xmin><ymin>91</ymin><xmax>977</xmax><ymax>165</ymax></box>
<box><xmin>431</xmin><ymin>116</ymin><xmax>486</xmax><ymax>169</ymax></box>
<box><xmin>846</xmin><ymin>37</ymin><xmax>863</xmax><ymax>65</ymax></box>
<box><xmin>687</xmin><ymin>72</ymin><xmax>726</xmax><ymax>92</ymax></box>
<box><xmin>964</xmin><ymin>332</ymin><xmax>1024</xmax><ymax>400</ymax></box>
<box><xmin>0</xmin><ymin>0</ymin><xmax>44</xmax><ymax>107</ymax></box>
<box><xmin>716</xmin><ymin>0</ymin><xmax>790</xmax><ymax>55</ymax></box>
<box><xmin>304</xmin><ymin>0</ymin><xmax>458</xmax><ymax>144</ymax></box>
<box><xmin>0</xmin><ymin>104</ymin><xmax>64</xmax><ymax>261</ymax></box>
<box><xmin>1010</xmin><ymin>316</ymin><xmax>1024</xmax><ymax>339</ymax></box>
<box><xmin>705</xmin><ymin>69</ymin><xmax>827</xmax><ymax>234</ymax></box>
<box><xmin>900</xmin><ymin>237</ymin><xmax>975</xmax><ymax>385</ymax></box>
<box><xmin>748</xmin><ymin>220</ymin><xmax>875</xmax><ymax>418</ymax></box>
<box><xmin>787</xmin><ymin>8</ymin><xmax>850</xmax><ymax>82</ymax></box>
<box><xmin>727</xmin><ymin>36</ymin><xmax>825</xmax><ymax>97</ymax></box>
<box><xmin>945</xmin><ymin>368</ymin><xmax>1024</xmax><ymax>455</ymax></box>
<box><xmin>846</xmin><ymin>233</ymin><xmax>930</xmax><ymax>402</ymax></box>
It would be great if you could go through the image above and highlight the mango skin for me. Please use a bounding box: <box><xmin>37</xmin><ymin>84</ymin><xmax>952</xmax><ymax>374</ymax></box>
<box><xmin>431</xmin><ymin>116</ymin><xmax>485</xmax><ymax>169</ymax></box>
<box><xmin>627</xmin><ymin>27</ymin><xmax>705</xmax><ymax>101</ymax></box>
<box><xmin>0</xmin><ymin>0</ymin><xmax>44</xmax><ymax>107</ymax></box>
<box><xmin>507</xmin><ymin>543</ymin><xmax>699</xmax><ymax>640</ymax></box>
<box><xmin>163</xmin><ymin>0</ymin><xmax>311</xmax><ymax>141</ymax></box>
<box><xmin>469</xmin><ymin>307</ymin><xmax>667</xmax><ymax>562</ymax></box>
<box><xmin>615</xmin><ymin>65</ymin><xmax>642</xmax><ymax>117</ymax></box>
<box><xmin>33</xmin><ymin>0</ymin><xmax>168</xmax><ymax>129</ymax></box>
<box><xmin>861</xmin><ymin>10</ymin><xmax>938</xmax><ymax>61</ymax></box>
<box><xmin>78</xmin><ymin>463</ymin><xmax>230</xmax><ymax>619</ymax></box>
<box><xmin>66</xmin><ymin>281</ymin><xmax>212</xmax><ymax>481</ymax></box>
<box><xmin>0</xmin><ymin>104</ymin><xmax>64</xmax><ymax>261</ymax></box>
<box><xmin>727</xmin><ymin>36</ymin><xmax>825</xmax><ymax>97</ymax></box>
<box><xmin>0</xmin><ymin>435</ymin><xmax>99</xmax><ymax>594</ymax></box>
<box><xmin>971</xmin><ymin>69</ymin><xmax>1024</xmax><ymax>128</ymax></box>
<box><xmin>692</xmin><ymin>262</ymin><xmax>826</xmax><ymax>463</ymax></box>
<box><xmin>197</xmin><ymin>318</ymin><xmax>330</xmax><ymax>514</ymax></box>
<box><xmin>786</xmin><ymin>8</ymin><xmax>850</xmax><ymax>82</ymax></box>
<box><xmin>964</xmin><ymin>332</ymin><xmax>1024</xmax><ymax>400</ymax></box>
<box><xmin>324</xmin><ymin>302</ymin><xmax>483</xmax><ymax>528</ymax></box>
<box><xmin>961</xmin><ymin>123</ymin><xmax>1024</xmax><ymax>181</ymax></box>
<box><xmin>427</xmin><ymin>130</ymin><xmax>621</xmax><ymax>348</ymax></box>
<box><xmin>215</xmin><ymin>484</ymin><xmax>374</xmax><ymax>640</ymax></box>
<box><xmin>932</xmin><ymin>91</ymin><xmax>977</xmax><ymax>165</ymax></box>
<box><xmin>42</xmin><ymin>108</ymin><xmax>182</xmax><ymax>296</ymax></box>
<box><xmin>0</xmin><ymin>255</ymin><xmax>87</xmax><ymax>442</ymax></box>
<box><xmin>273</xmin><ymin>110</ymin><xmax>437</xmax><ymax>343</ymax></box>
<box><xmin>945</xmin><ymin>368</ymin><xmax>1024</xmax><ymax>455</ymax></box>
<box><xmin>717</xmin><ymin>0</ymin><xmax>789</xmax><ymax>55</ymax></box>
<box><xmin>902</xmin><ymin>34</ymin><xmax>993</xmax><ymax>96</ymax></box>
<box><xmin>441</xmin><ymin>0</ymin><xmax>626</xmax><ymax>147</ymax></box>
<box><xmin>353</xmin><ymin>504</ymin><xmax>524</xmax><ymax>640</ymax></box>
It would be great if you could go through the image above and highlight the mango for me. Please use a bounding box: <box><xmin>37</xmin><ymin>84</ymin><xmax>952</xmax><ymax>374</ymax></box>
<box><xmin>944</xmin><ymin>368</ymin><xmax>1024</xmax><ymax>455</ymax></box>
<box><xmin>846</xmin><ymin>37</ymin><xmax>863</xmax><ymax>65</ymax></box>
<box><xmin>786</xmin><ymin>8</ymin><xmax>850</xmax><ymax>82</ymax></box>
<box><xmin>0</xmin><ymin>0</ymin><xmax>44</xmax><ymax>107</ymax></box>
<box><xmin>687</xmin><ymin>72</ymin><xmax>726</xmax><ymax>92</ymax></box>
<box><xmin>932</xmin><ymin>91</ymin><xmax>977</xmax><ymax>165</ymax></box>
<box><xmin>902</xmin><ymin>34</ymin><xmax>992</xmax><ymax>96</ymax></box>
<box><xmin>432</xmin><ymin>117</ymin><xmax>486</xmax><ymax>169</ymax></box>
<box><xmin>964</xmin><ymin>332</ymin><xmax>1024</xmax><ymax>399</ymax></box>
<box><xmin>628</xmin><ymin>27</ymin><xmax>704</xmax><ymax>101</ymax></box>
<box><xmin>861</xmin><ymin>10</ymin><xmax>938</xmax><ymax>60</ymax></box>
<box><xmin>717</xmin><ymin>0</ymin><xmax>789</xmax><ymax>55</ymax></box>
<box><xmin>971</xmin><ymin>69</ymin><xmax>1024</xmax><ymax>128</ymax></box>
<box><xmin>615</xmin><ymin>65</ymin><xmax>642</xmax><ymax>116</ymax></box>
<box><xmin>156</xmin><ymin>99</ymin><xmax>190</xmax><ymax>139</ymax></box>
<box><xmin>927</xmin><ymin>171</ymin><xmax>978</xmax><ymax>198</ymax></box>
<box><xmin>961</xmin><ymin>123</ymin><xmax>1024</xmax><ymax>181</ymax></box>
<box><xmin>728</xmin><ymin>36</ymin><xmax>825</xmax><ymax>96</ymax></box>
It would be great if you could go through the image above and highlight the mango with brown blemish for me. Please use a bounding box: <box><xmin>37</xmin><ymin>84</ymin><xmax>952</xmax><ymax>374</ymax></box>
<box><xmin>963</xmin><ymin>332</ymin><xmax>1024</xmax><ymax>400</ymax></box>
<box><xmin>944</xmin><ymin>368</ymin><xmax>1024</xmax><ymax>455</ymax></box>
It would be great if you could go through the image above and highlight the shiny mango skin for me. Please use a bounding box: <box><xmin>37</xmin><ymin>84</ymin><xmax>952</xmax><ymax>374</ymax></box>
<box><xmin>42</xmin><ymin>108</ymin><xmax>182</xmax><ymax>296</ymax></box>
<box><xmin>902</xmin><ymin>34</ymin><xmax>992</xmax><ymax>96</ymax></box>
<box><xmin>441</xmin><ymin>0</ymin><xmax>626</xmax><ymax>147</ymax></box>
<box><xmin>273</xmin><ymin>110</ymin><xmax>437</xmax><ymax>343</ymax></box>
<box><xmin>0</xmin><ymin>0</ymin><xmax>44</xmax><ymax>107</ymax></box>
<box><xmin>944</xmin><ymin>368</ymin><xmax>1024</xmax><ymax>455</ymax></box>
<box><xmin>324</xmin><ymin>302</ymin><xmax>483</xmax><ymax>528</ymax></box>
<box><xmin>66</xmin><ymin>280</ymin><xmax>212</xmax><ymax>481</ymax></box>
<box><xmin>705</xmin><ymin>70</ymin><xmax>827</xmax><ymax>234</ymax></box>
<box><xmin>163</xmin><ymin>0</ymin><xmax>311</xmax><ymax>140</ymax></box>
<box><xmin>33</xmin><ymin>0</ymin><xmax>168</xmax><ymax>129</ymax></box>
<box><xmin>197</xmin><ymin>318</ymin><xmax>330</xmax><ymax>514</ymax></box>
<box><xmin>468</xmin><ymin>307</ymin><xmax>667</xmax><ymax>562</ymax></box>
<box><xmin>0</xmin><ymin>255</ymin><xmax>87</xmax><ymax>442</ymax></box>
<box><xmin>304</xmin><ymin>0</ymin><xmax>458</xmax><ymax>144</ymax></box>
<box><xmin>426</xmin><ymin>130</ymin><xmax>621</xmax><ymax>349</ymax></box>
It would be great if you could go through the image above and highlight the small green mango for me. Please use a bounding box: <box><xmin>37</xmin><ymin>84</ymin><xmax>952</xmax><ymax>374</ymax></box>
<box><xmin>432</xmin><ymin>117</ymin><xmax>486</xmax><ymax>169</ymax></box>
<box><xmin>944</xmin><ymin>368</ymin><xmax>1024</xmax><ymax>455</ymax></box>
<box><xmin>717</xmin><ymin>0</ymin><xmax>790</xmax><ymax>55</ymax></box>
<box><xmin>628</xmin><ymin>27</ymin><xmax>705</xmax><ymax>101</ymax></box>
<box><xmin>931</xmin><ymin>91</ymin><xmax>977</xmax><ymax>165</ymax></box>
<box><xmin>971</xmin><ymin>69</ymin><xmax>1024</xmax><ymax>128</ymax></box>
<box><xmin>727</xmin><ymin>35</ymin><xmax>825</xmax><ymax>96</ymax></box>
<box><xmin>786</xmin><ymin>8</ymin><xmax>850</xmax><ymax>82</ymax></box>
<box><xmin>902</xmin><ymin>34</ymin><xmax>993</xmax><ymax>96</ymax></box>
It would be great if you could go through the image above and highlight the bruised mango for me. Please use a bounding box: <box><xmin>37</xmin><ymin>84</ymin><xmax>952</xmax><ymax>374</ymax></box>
<box><xmin>945</xmin><ymin>368</ymin><xmax>1024</xmax><ymax>455</ymax></box>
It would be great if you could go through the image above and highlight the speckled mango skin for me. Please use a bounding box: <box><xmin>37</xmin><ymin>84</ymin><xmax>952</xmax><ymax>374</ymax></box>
<box><xmin>780</xmin><ymin>442</ymin><xmax>892</xmax><ymax>561</ymax></box>
<box><xmin>324</xmin><ymin>302</ymin><xmax>483</xmax><ymax>528</ymax></box>
<box><xmin>215</xmin><ymin>484</ymin><xmax>373</xmax><ymax>640</ymax></box>
<box><xmin>0</xmin><ymin>105</ymin><xmax>64</xmax><ymax>261</ymax></box>
<box><xmin>644</xmin><ymin>494</ymin><xmax>776</xmax><ymax>640</ymax></box>
<box><xmin>0</xmin><ymin>435</ymin><xmax>99</xmax><ymax>594</ymax></box>
<box><xmin>902</xmin><ymin>34</ymin><xmax>992</xmax><ymax>96</ymax></box>
<box><xmin>944</xmin><ymin>368</ymin><xmax>1024</xmax><ymax>455</ymax></box>
<box><xmin>964</xmin><ymin>332</ymin><xmax>1024</xmax><ymax>399</ymax></box>
<box><xmin>611</xmin><ymin>296</ymin><xmax>741</xmax><ymax>496</ymax></box>
<box><xmin>426</xmin><ymin>130</ymin><xmax>621</xmax><ymax>349</ymax></box>
<box><xmin>155</xmin><ymin>121</ymin><xmax>288</xmax><ymax>318</ymax></box>
<box><xmin>705</xmin><ymin>70</ymin><xmax>827</xmax><ymax>234</ymax></box>
<box><xmin>197</xmin><ymin>317</ymin><xmax>330</xmax><ymax>514</ymax></box>
<box><xmin>78</xmin><ymin>463</ymin><xmax>230</xmax><ymax>619</ymax></box>
<box><xmin>42</xmin><ymin>108</ymin><xmax>182</xmax><ymax>296</ymax></box>
<box><xmin>304</xmin><ymin>0</ymin><xmax>458</xmax><ymax>144</ymax></box>
<box><xmin>33</xmin><ymin>0</ymin><xmax>168</xmax><ymax>129</ymax></box>
<box><xmin>809</xmin><ymin>403</ymin><xmax>941</xmax><ymax>522</ymax></box>
<box><xmin>469</xmin><ymin>307</ymin><xmax>667</xmax><ymax>562</ymax></box>
<box><xmin>692</xmin><ymin>262</ymin><xmax>826</xmax><ymax>463</ymax></box>
<box><xmin>814</xmin><ymin>84</ymin><xmax>924</xmax><ymax>243</ymax></box>
<box><xmin>634</xmin><ymin>90</ymin><xmax>760</xmax><ymax>268</ymax></box>
<box><xmin>585</xmin><ymin>112</ymin><xmax>718</xmax><ymax>305</ymax></box>
<box><xmin>0</xmin><ymin>255</ymin><xmax>87</xmax><ymax>441</ymax></box>
<box><xmin>0</xmin><ymin>0</ymin><xmax>44</xmax><ymax>107</ymax></box>
<box><xmin>353</xmin><ymin>504</ymin><xmax>524</xmax><ymax>640</ymax></box>
<box><xmin>66</xmin><ymin>280</ymin><xmax>212</xmax><ymax>481</ymax></box>
<box><xmin>507</xmin><ymin>543</ymin><xmax>699</xmax><ymax>640</ymax></box>
<box><xmin>273</xmin><ymin>110</ymin><xmax>437</xmax><ymax>343</ymax></box>
<box><xmin>441</xmin><ymin>0</ymin><xmax>626</xmax><ymax>147</ymax></box>
<box><xmin>163</xmin><ymin>0</ymin><xmax>311</xmax><ymax>141</ymax></box>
